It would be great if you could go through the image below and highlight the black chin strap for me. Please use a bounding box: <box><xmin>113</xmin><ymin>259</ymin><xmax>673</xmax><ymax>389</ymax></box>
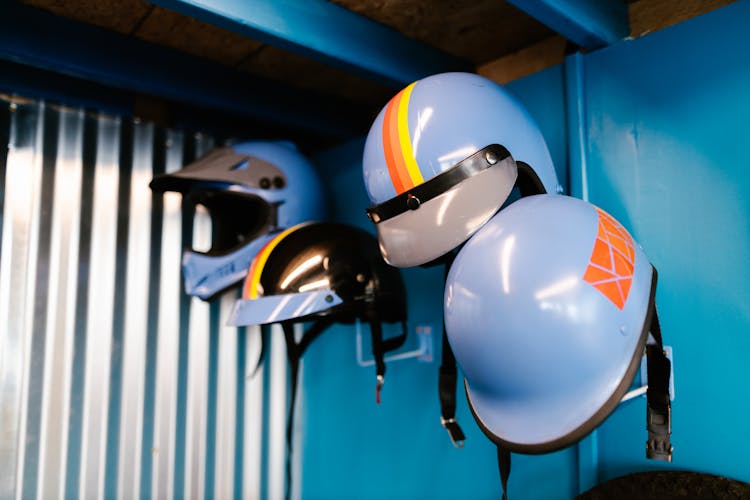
<box><xmin>645</xmin><ymin>305</ymin><xmax>673</xmax><ymax>462</ymax></box>
<box><xmin>496</xmin><ymin>446</ymin><xmax>511</xmax><ymax>500</ymax></box>
<box><xmin>439</xmin><ymin>254</ymin><xmax>466</xmax><ymax>447</ymax></box>
<box><xmin>280</xmin><ymin>315</ymin><xmax>407</xmax><ymax>500</ymax></box>
<box><xmin>248</xmin><ymin>323</ymin><xmax>272</xmax><ymax>379</ymax></box>
<box><xmin>281</xmin><ymin>318</ymin><xmax>334</xmax><ymax>500</ymax></box>
<box><xmin>368</xmin><ymin>311</ymin><xmax>408</xmax><ymax>404</ymax></box>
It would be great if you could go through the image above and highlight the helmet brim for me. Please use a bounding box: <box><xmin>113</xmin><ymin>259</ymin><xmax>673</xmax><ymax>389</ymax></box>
<box><xmin>375</xmin><ymin>159</ymin><xmax>517</xmax><ymax>267</ymax></box>
<box><xmin>227</xmin><ymin>290</ymin><xmax>344</xmax><ymax>326</ymax></box>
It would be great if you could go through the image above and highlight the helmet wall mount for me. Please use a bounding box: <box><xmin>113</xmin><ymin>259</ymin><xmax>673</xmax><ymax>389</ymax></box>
<box><xmin>355</xmin><ymin>320</ymin><xmax>434</xmax><ymax>367</ymax></box>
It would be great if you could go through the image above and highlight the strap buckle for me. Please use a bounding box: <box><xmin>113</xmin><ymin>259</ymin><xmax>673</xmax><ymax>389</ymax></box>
<box><xmin>375</xmin><ymin>374</ymin><xmax>384</xmax><ymax>405</ymax></box>
<box><xmin>440</xmin><ymin>417</ymin><xmax>466</xmax><ymax>449</ymax></box>
<box><xmin>646</xmin><ymin>402</ymin><xmax>673</xmax><ymax>462</ymax></box>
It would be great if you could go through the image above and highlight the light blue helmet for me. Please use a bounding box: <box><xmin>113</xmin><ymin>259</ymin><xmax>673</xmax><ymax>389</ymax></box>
<box><xmin>444</xmin><ymin>194</ymin><xmax>658</xmax><ymax>453</ymax></box>
<box><xmin>362</xmin><ymin>72</ymin><xmax>561</xmax><ymax>268</ymax></box>
<box><xmin>149</xmin><ymin>141</ymin><xmax>326</xmax><ymax>300</ymax></box>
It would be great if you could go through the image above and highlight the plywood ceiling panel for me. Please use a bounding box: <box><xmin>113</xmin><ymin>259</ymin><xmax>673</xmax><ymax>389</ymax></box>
<box><xmin>21</xmin><ymin>0</ymin><xmax>152</xmax><ymax>34</ymax></box>
<box><xmin>629</xmin><ymin>0</ymin><xmax>737</xmax><ymax>37</ymax></box>
<box><xmin>238</xmin><ymin>45</ymin><xmax>397</xmax><ymax>110</ymax></box>
<box><xmin>133</xmin><ymin>6</ymin><xmax>264</xmax><ymax>66</ymax></box>
<box><xmin>328</xmin><ymin>0</ymin><xmax>556</xmax><ymax>65</ymax></box>
<box><xmin>15</xmin><ymin>0</ymin><xmax>739</xmax><ymax>133</ymax></box>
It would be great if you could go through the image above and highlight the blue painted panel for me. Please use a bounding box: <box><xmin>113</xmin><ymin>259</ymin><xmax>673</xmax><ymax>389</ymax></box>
<box><xmin>506</xmin><ymin>64</ymin><xmax>569</xmax><ymax>194</ymax></box>
<box><xmin>577</xmin><ymin>0</ymin><xmax>750</xmax><ymax>484</ymax></box>
<box><xmin>305</xmin><ymin>65</ymin><xmax>576</xmax><ymax>499</ymax></box>
<box><xmin>507</xmin><ymin>0</ymin><xmax>628</xmax><ymax>50</ymax></box>
<box><xmin>148</xmin><ymin>0</ymin><xmax>470</xmax><ymax>86</ymax></box>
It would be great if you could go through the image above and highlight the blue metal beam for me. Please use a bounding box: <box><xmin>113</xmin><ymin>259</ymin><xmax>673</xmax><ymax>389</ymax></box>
<box><xmin>0</xmin><ymin>2</ymin><xmax>368</xmax><ymax>140</ymax></box>
<box><xmin>146</xmin><ymin>0</ymin><xmax>472</xmax><ymax>86</ymax></box>
<box><xmin>507</xmin><ymin>0</ymin><xmax>629</xmax><ymax>51</ymax></box>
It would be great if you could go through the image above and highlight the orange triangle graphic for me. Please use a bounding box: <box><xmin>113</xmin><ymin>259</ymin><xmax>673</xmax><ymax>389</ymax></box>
<box><xmin>609</xmin><ymin>234</ymin><xmax>633</xmax><ymax>263</ymax></box>
<box><xmin>594</xmin><ymin>280</ymin><xmax>625</xmax><ymax>310</ymax></box>
<box><xmin>601</xmin><ymin>217</ymin><xmax>620</xmax><ymax>237</ymax></box>
<box><xmin>590</xmin><ymin>239</ymin><xmax>614</xmax><ymax>271</ymax></box>
<box><xmin>584</xmin><ymin>265</ymin><xmax>617</xmax><ymax>284</ymax></box>
<box><xmin>620</xmin><ymin>277</ymin><xmax>633</xmax><ymax>302</ymax></box>
<box><xmin>613</xmin><ymin>251</ymin><xmax>634</xmax><ymax>278</ymax></box>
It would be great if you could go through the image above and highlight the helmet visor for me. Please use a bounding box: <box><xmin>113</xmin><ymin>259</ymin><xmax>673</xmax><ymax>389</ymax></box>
<box><xmin>372</xmin><ymin>153</ymin><xmax>517</xmax><ymax>267</ymax></box>
<box><xmin>149</xmin><ymin>147</ymin><xmax>287</xmax><ymax>193</ymax></box>
<box><xmin>193</xmin><ymin>190</ymin><xmax>274</xmax><ymax>256</ymax></box>
<box><xmin>227</xmin><ymin>290</ymin><xmax>344</xmax><ymax>326</ymax></box>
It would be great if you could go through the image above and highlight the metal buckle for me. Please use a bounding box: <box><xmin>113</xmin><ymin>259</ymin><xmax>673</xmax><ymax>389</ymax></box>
<box><xmin>646</xmin><ymin>403</ymin><xmax>673</xmax><ymax>462</ymax></box>
<box><xmin>375</xmin><ymin>374</ymin><xmax>384</xmax><ymax>405</ymax></box>
<box><xmin>441</xmin><ymin>417</ymin><xmax>465</xmax><ymax>449</ymax></box>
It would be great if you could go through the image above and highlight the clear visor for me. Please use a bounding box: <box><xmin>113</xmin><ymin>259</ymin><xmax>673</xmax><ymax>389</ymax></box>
<box><xmin>377</xmin><ymin>159</ymin><xmax>517</xmax><ymax>267</ymax></box>
<box><xmin>227</xmin><ymin>290</ymin><xmax>344</xmax><ymax>326</ymax></box>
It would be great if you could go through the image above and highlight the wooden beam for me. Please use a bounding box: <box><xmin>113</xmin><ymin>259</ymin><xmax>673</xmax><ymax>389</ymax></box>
<box><xmin>629</xmin><ymin>0</ymin><xmax>738</xmax><ymax>38</ymax></box>
<box><xmin>478</xmin><ymin>36</ymin><xmax>567</xmax><ymax>84</ymax></box>
<box><xmin>506</xmin><ymin>0</ymin><xmax>629</xmax><ymax>50</ymax></box>
<box><xmin>146</xmin><ymin>0</ymin><xmax>472</xmax><ymax>86</ymax></box>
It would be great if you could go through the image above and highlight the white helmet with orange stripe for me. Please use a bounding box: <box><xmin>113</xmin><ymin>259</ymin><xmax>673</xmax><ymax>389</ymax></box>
<box><xmin>362</xmin><ymin>72</ymin><xmax>562</xmax><ymax>267</ymax></box>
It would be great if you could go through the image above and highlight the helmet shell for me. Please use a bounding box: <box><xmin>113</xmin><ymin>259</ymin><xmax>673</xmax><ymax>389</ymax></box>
<box><xmin>444</xmin><ymin>194</ymin><xmax>654</xmax><ymax>452</ymax></box>
<box><xmin>150</xmin><ymin>140</ymin><xmax>326</xmax><ymax>299</ymax></box>
<box><xmin>230</xmin><ymin>141</ymin><xmax>326</xmax><ymax>229</ymax></box>
<box><xmin>228</xmin><ymin>222</ymin><xmax>407</xmax><ymax>327</ymax></box>
<box><xmin>362</xmin><ymin>72</ymin><xmax>561</xmax><ymax>267</ymax></box>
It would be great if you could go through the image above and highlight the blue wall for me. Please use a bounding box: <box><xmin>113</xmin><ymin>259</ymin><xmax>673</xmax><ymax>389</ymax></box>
<box><xmin>578</xmin><ymin>0</ymin><xmax>750</xmax><ymax>485</ymax></box>
<box><xmin>305</xmin><ymin>1</ymin><xmax>750</xmax><ymax>497</ymax></box>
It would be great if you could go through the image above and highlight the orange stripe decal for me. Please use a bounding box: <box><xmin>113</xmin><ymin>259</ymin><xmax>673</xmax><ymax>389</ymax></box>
<box><xmin>583</xmin><ymin>208</ymin><xmax>636</xmax><ymax>310</ymax></box>
<box><xmin>382</xmin><ymin>82</ymin><xmax>421</xmax><ymax>195</ymax></box>
<box><xmin>382</xmin><ymin>91</ymin><xmax>407</xmax><ymax>194</ymax></box>
<box><xmin>242</xmin><ymin>224</ymin><xmax>309</xmax><ymax>299</ymax></box>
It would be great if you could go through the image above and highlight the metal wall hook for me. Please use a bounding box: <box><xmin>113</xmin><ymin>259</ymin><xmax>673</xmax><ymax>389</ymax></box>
<box><xmin>355</xmin><ymin>320</ymin><xmax>434</xmax><ymax>367</ymax></box>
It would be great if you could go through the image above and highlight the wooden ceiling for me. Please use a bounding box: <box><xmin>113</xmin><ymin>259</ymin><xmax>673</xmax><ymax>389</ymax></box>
<box><xmin>15</xmin><ymin>0</ymin><xmax>555</xmax><ymax>110</ymax></box>
<box><xmin>14</xmin><ymin>0</ymin><xmax>738</xmax><ymax>145</ymax></box>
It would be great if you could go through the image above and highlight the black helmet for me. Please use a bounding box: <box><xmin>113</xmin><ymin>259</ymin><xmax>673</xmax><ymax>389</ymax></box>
<box><xmin>228</xmin><ymin>221</ymin><xmax>409</xmax><ymax>500</ymax></box>
<box><xmin>228</xmin><ymin>221</ymin><xmax>408</xmax><ymax>397</ymax></box>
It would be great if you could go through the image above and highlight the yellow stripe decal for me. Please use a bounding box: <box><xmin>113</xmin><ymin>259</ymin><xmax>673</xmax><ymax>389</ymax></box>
<box><xmin>244</xmin><ymin>224</ymin><xmax>308</xmax><ymax>299</ymax></box>
<box><xmin>397</xmin><ymin>82</ymin><xmax>424</xmax><ymax>187</ymax></box>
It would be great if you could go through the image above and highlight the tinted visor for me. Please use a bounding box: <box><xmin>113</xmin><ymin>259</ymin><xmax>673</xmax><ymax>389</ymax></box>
<box><xmin>189</xmin><ymin>189</ymin><xmax>275</xmax><ymax>256</ymax></box>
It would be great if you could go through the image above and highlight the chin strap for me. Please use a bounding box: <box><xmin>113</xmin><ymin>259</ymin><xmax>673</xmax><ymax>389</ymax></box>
<box><xmin>496</xmin><ymin>446</ymin><xmax>511</xmax><ymax>500</ymax></box>
<box><xmin>247</xmin><ymin>323</ymin><xmax>272</xmax><ymax>379</ymax></box>
<box><xmin>367</xmin><ymin>312</ymin><xmax>408</xmax><ymax>404</ymax></box>
<box><xmin>645</xmin><ymin>305</ymin><xmax>673</xmax><ymax>462</ymax></box>
<box><xmin>281</xmin><ymin>318</ymin><xmax>334</xmax><ymax>500</ymax></box>
<box><xmin>280</xmin><ymin>315</ymin><xmax>407</xmax><ymax>500</ymax></box>
<box><xmin>439</xmin><ymin>254</ymin><xmax>466</xmax><ymax>448</ymax></box>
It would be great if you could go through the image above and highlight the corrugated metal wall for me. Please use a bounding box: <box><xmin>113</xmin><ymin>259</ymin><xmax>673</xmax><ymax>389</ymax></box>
<box><xmin>0</xmin><ymin>95</ymin><xmax>294</xmax><ymax>500</ymax></box>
